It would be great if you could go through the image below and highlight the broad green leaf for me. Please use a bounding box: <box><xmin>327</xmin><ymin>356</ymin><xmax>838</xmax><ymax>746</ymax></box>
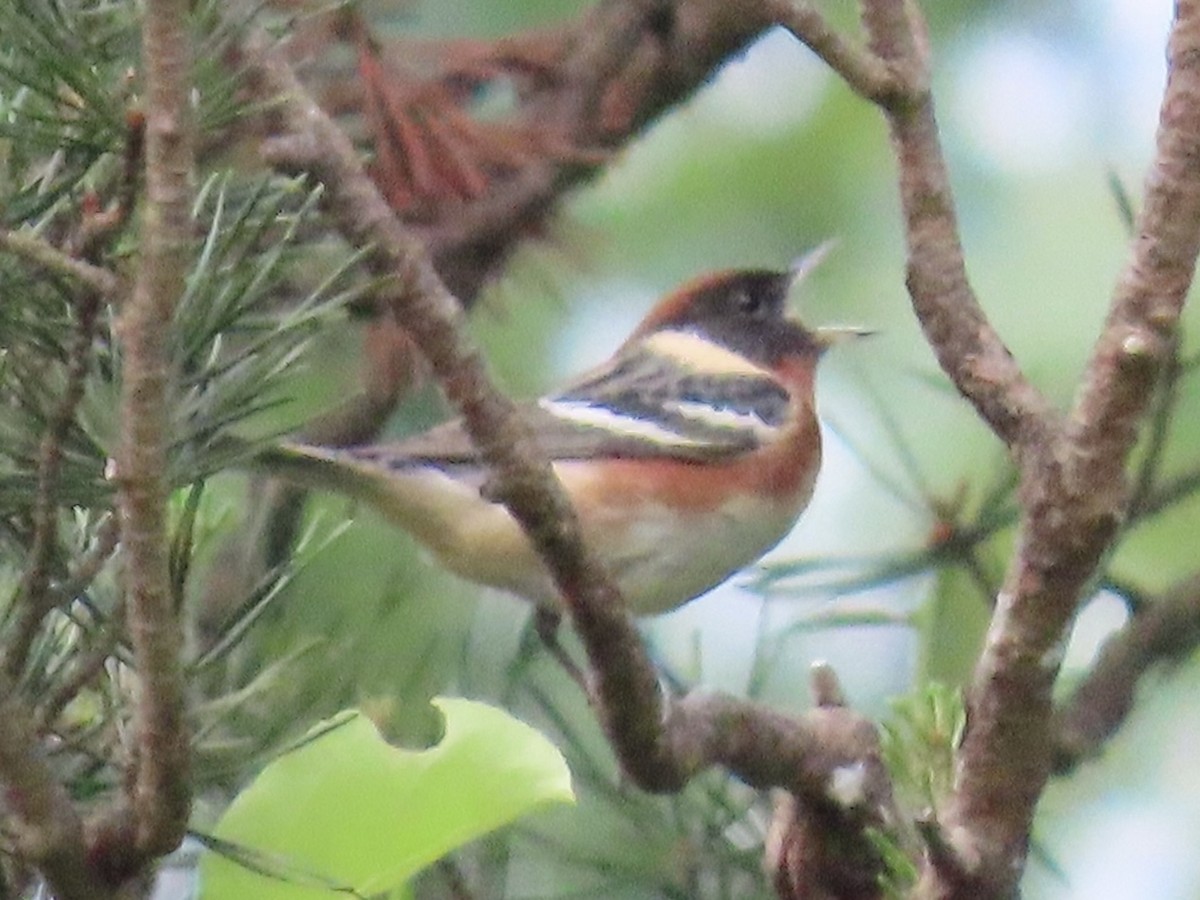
<box><xmin>199</xmin><ymin>698</ymin><xmax>574</xmax><ymax>899</ymax></box>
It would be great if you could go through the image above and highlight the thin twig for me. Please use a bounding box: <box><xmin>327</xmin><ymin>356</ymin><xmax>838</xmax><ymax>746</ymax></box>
<box><xmin>113</xmin><ymin>0</ymin><xmax>194</xmax><ymax>862</ymax></box>
<box><xmin>72</xmin><ymin>109</ymin><xmax>146</xmax><ymax>261</ymax></box>
<box><xmin>54</xmin><ymin>515</ymin><xmax>122</xmax><ymax>609</ymax></box>
<box><xmin>858</xmin><ymin>0</ymin><xmax>1057</xmax><ymax>463</ymax></box>
<box><xmin>5</xmin><ymin>287</ymin><xmax>103</xmax><ymax>682</ymax></box>
<box><xmin>1132</xmin><ymin>466</ymin><xmax>1200</xmax><ymax>520</ymax></box>
<box><xmin>1053</xmin><ymin>571</ymin><xmax>1200</xmax><ymax>774</ymax></box>
<box><xmin>0</xmin><ymin>228</ymin><xmax>120</xmax><ymax>297</ymax></box>
<box><xmin>1126</xmin><ymin>332</ymin><xmax>1182</xmax><ymax>519</ymax></box>
<box><xmin>768</xmin><ymin>0</ymin><xmax>900</xmax><ymax>103</ymax></box>
<box><xmin>37</xmin><ymin>596</ymin><xmax>126</xmax><ymax>733</ymax></box>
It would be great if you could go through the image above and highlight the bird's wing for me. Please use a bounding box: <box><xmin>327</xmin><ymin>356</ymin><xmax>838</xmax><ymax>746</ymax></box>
<box><xmin>543</xmin><ymin>339</ymin><xmax>793</xmax><ymax>458</ymax></box>
<box><xmin>332</xmin><ymin>341</ymin><xmax>794</xmax><ymax>469</ymax></box>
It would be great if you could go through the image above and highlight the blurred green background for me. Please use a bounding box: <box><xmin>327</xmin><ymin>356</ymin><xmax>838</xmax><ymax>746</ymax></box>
<box><xmin>217</xmin><ymin>1</ymin><xmax>1200</xmax><ymax>897</ymax></box>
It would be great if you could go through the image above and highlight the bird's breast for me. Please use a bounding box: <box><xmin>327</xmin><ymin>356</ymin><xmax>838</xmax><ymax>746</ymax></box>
<box><xmin>351</xmin><ymin>397</ymin><xmax>821</xmax><ymax>616</ymax></box>
<box><xmin>554</xmin><ymin>407</ymin><xmax>821</xmax><ymax>614</ymax></box>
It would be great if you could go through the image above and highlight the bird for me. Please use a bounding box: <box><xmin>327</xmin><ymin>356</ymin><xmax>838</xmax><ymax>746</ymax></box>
<box><xmin>257</xmin><ymin>263</ymin><xmax>868</xmax><ymax>617</ymax></box>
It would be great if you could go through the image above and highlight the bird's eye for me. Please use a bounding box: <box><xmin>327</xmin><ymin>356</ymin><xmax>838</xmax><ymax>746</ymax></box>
<box><xmin>734</xmin><ymin>289</ymin><xmax>761</xmax><ymax>315</ymax></box>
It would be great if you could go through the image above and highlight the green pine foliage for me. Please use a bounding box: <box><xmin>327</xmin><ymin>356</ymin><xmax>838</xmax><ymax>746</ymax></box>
<box><xmin>0</xmin><ymin>0</ymin><xmax>365</xmax><ymax>820</ymax></box>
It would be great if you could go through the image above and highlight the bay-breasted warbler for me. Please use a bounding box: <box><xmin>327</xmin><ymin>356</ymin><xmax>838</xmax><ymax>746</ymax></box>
<box><xmin>262</xmin><ymin>266</ymin><xmax>867</xmax><ymax>615</ymax></box>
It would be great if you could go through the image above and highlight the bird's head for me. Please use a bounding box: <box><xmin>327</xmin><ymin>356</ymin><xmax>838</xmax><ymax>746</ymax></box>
<box><xmin>624</xmin><ymin>265</ymin><xmax>871</xmax><ymax>373</ymax></box>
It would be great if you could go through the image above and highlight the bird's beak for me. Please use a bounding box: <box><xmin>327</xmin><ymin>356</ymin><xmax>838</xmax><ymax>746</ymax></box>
<box><xmin>788</xmin><ymin>240</ymin><xmax>837</xmax><ymax>288</ymax></box>
<box><xmin>786</xmin><ymin>243</ymin><xmax>875</xmax><ymax>351</ymax></box>
<box><xmin>812</xmin><ymin>325</ymin><xmax>877</xmax><ymax>351</ymax></box>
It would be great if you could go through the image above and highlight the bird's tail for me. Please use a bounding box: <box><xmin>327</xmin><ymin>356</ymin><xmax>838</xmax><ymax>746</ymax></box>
<box><xmin>253</xmin><ymin>439</ymin><xmax>476</xmax><ymax>535</ymax></box>
<box><xmin>249</xmin><ymin>442</ymin><xmax>398</xmax><ymax>510</ymax></box>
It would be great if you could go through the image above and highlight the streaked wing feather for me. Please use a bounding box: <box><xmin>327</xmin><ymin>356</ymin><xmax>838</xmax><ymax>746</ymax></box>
<box><xmin>548</xmin><ymin>339</ymin><xmax>791</xmax><ymax>446</ymax></box>
<box><xmin>326</xmin><ymin>340</ymin><xmax>790</xmax><ymax>470</ymax></box>
<box><xmin>334</xmin><ymin>404</ymin><xmax>752</xmax><ymax>472</ymax></box>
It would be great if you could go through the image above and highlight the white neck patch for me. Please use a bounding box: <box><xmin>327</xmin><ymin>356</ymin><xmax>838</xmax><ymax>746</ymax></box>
<box><xmin>641</xmin><ymin>329</ymin><xmax>772</xmax><ymax>377</ymax></box>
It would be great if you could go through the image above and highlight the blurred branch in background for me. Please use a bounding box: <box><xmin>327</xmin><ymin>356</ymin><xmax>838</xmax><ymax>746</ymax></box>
<box><xmin>1054</xmin><ymin>571</ymin><xmax>1200</xmax><ymax>775</ymax></box>
<box><xmin>269</xmin><ymin>0</ymin><xmax>788</xmax><ymax>304</ymax></box>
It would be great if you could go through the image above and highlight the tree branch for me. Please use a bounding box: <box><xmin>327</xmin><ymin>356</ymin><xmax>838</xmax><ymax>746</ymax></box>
<box><xmin>763</xmin><ymin>665</ymin><xmax>895</xmax><ymax>900</ymax></box>
<box><xmin>113</xmin><ymin>0</ymin><xmax>193</xmax><ymax>863</ymax></box>
<box><xmin>0</xmin><ymin>677</ymin><xmax>113</xmax><ymax>899</ymax></box>
<box><xmin>780</xmin><ymin>0</ymin><xmax>1058</xmax><ymax>458</ymax></box>
<box><xmin>856</xmin><ymin>0</ymin><xmax>1057</xmax><ymax>463</ymax></box>
<box><xmin>1053</xmin><ymin>572</ymin><xmax>1200</xmax><ymax>774</ymax></box>
<box><xmin>769</xmin><ymin>0</ymin><xmax>901</xmax><ymax>104</ymax></box>
<box><xmin>4</xmin><ymin>286</ymin><xmax>102</xmax><ymax>682</ymax></box>
<box><xmin>279</xmin><ymin>0</ymin><xmax>777</xmax><ymax>301</ymax></box>
<box><xmin>0</xmin><ymin>228</ymin><xmax>121</xmax><ymax>298</ymax></box>
<box><xmin>423</xmin><ymin>0</ymin><xmax>776</xmax><ymax>297</ymax></box>
<box><xmin>783</xmin><ymin>0</ymin><xmax>1200</xmax><ymax>894</ymax></box>
<box><xmin>904</xmin><ymin>3</ymin><xmax>1200</xmax><ymax>895</ymax></box>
